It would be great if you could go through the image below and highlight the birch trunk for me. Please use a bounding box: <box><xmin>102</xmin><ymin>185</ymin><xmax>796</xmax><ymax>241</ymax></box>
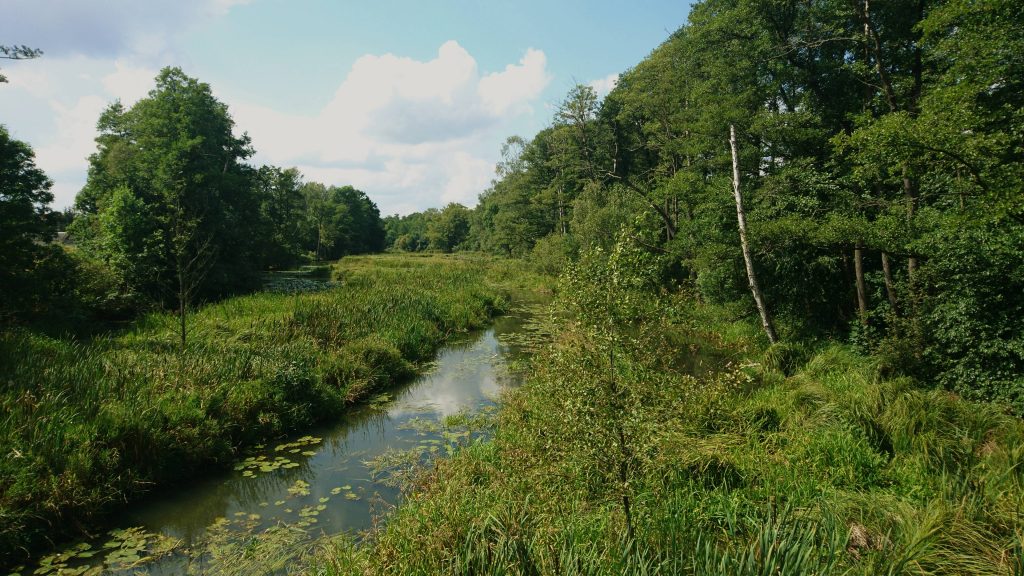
<box><xmin>855</xmin><ymin>243</ymin><xmax>869</xmax><ymax>325</ymax></box>
<box><xmin>730</xmin><ymin>125</ymin><xmax>779</xmax><ymax>344</ymax></box>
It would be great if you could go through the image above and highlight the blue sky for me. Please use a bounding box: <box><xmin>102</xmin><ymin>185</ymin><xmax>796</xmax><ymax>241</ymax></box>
<box><xmin>1</xmin><ymin>0</ymin><xmax>692</xmax><ymax>215</ymax></box>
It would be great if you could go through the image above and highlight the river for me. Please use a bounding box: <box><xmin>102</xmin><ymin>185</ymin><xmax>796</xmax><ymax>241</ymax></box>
<box><xmin>24</xmin><ymin>308</ymin><xmax>536</xmax><ymax>576</ymax></box>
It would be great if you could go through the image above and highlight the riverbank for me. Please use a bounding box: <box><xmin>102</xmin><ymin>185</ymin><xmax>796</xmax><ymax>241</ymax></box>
<box><xmin>305</xmin><ymin>257</ymin><xmax>1024</xmax><ymax>574</ymax></box>
<box><xmin>0</xmin><ymin>254</ymin><xmax>548</xmax><ymax>566</ymax></box>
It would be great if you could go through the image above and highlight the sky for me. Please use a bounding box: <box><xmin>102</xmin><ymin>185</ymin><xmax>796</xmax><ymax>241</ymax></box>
<box><xmin>0</xmin><ymin>0</ymin><xmax>692</xmax><ymax>216</ymax></box>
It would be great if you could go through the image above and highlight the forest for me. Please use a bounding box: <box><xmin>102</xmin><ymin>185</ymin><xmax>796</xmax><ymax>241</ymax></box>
<box><xmin>386</xmin><ymin>0</ymin><xmax>1023</xmax><ymax>415</ymax></box>
<box><xmin>1</xmin><ymin>0</ymin><xmax>1023</xmax><ymax>574</ymax></box>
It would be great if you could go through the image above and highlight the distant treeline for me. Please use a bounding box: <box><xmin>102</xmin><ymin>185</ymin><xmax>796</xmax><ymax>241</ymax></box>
<box><xmin>1</xmin><ymin>68</ymin><xmax>384</xmax><ymax>327</ymax></box>
<box><xmin>388</xmin><ymin>0</ymin><xmax>1024</xmax><ymax>412</ymax></box>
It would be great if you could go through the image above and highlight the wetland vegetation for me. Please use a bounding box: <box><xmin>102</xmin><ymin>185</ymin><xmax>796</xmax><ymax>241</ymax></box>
<box><xmin>0</xmin><ymin>254</ymin><xmax>543</xmax><ymax>566</ymax></box>
<box><xmin>3</xmin><ymin>0</ymin><xmax>1023</xmax><ymax>573</ymax></box>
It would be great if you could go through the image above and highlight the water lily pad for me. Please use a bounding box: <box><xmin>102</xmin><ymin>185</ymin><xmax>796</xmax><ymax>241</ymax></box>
<box><xmin>345</xmin><ymin>492</ymin><xmax>360</xmax><ymax>500</ymax></box>
<box><xmin>330</xmin><ymin>487</ymin><xmax>342</xmax><ymax>495</ymax></box>
<box><xmin>274</xmin><ymin>500</ymin><xmax>285</xmax><ymax>506</ymax></box>
<box><xmin>287</xmin><ymin>479</ymin><xmax>311</xmax><ymax>496</ymax></box>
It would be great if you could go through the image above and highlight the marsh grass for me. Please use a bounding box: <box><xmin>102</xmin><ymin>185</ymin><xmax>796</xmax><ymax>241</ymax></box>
<box><xmin>0</xmin><ymin>254</ymin><xmax>535</xmax><ymax>566</ymax></box>
<box><xmin>303</xmin><ymin>290</ymin><xmax>1024</xmax><ymax>575</ymax></box>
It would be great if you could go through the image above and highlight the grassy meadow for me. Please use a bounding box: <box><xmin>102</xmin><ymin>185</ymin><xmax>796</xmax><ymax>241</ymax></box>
<box><xmin>0</xmin><ymin>254</ymin><xmax>544</xmax><ymax>565</ymax></box>
<box><xmin>302</xmin><ymin>264</ymin><xmax>1024</xmax><ymax>575</ymax></box>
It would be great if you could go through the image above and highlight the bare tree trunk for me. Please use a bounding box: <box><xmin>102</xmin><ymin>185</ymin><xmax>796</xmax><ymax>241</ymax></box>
<box><xmin>558</xmin><ymin>187</ymin><xmax>567</xmax><ymax>235</ymax></box>
<box><xmin>316</xmin><ymin>223</ymin><xmax>322</xmax><ymax>262</ymax></box>
<box><xmin>881</xmin><ymin>251</ymin><xmax>898</xmax><ymax>310</ymax></box>
<box><xmin>854</xmin><ymin>243</ymin><xmax>869</xmax><ymax>325</ymax></box>
<box><xmin>903</xmin><ymin>168</ymin><xmax>918</xmax><ymax>282</ymax></box>
<box><xmin>730</xmin><ymin>125</ymin><xmax>779</xmax><ymax>344</ymax></box>
<box><xmin>179</xmin><ymin>268</ymin><xmax>187</xmax><ymax>352</ymax></box>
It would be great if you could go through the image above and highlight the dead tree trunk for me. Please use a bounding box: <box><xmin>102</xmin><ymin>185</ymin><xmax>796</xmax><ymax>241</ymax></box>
<box><xmin>881</xmin><ymin>251</ymin><xmax>898</xmax><ymax>310</ymax></box>
<box><xmin>730</xmin><ymin>125</ymin><xmax>779</xmax><ymax>344</ymax></box>
<box><xmin>854</xmin><ymin>243</ymin><xmax>869</xmax><ymax>325</ymax></box>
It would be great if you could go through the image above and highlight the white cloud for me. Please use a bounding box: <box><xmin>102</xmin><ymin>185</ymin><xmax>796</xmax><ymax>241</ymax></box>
<box><xmin>479</xmin><ymin>48</ymin><xmax>551</xmax><ymax>115</ymax></box>
<box><xmin>237</xmin><ymin>41</ymin><xmax>550</xmax><ymax>214</ymax></box>
<box><xmin>102</xmin><ymin>61</ymin><xmax>159</xmax><ymax>106</ymax></box>
<box><xmin>441</xmin><ymin>152</ymin><xmax>495</xmax><ymax>206</ymax></box>
<box><xmin>589</xmin><ymin>73</ymin><xmax>619</xmax><ymax>98</ymax></box>
<box><xmin>35</xmin><ymin>95</ymin><xmax>108</xmax><ymax>174</ymax></box>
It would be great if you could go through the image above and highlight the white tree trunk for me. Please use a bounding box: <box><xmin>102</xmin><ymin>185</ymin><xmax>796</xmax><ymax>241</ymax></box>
<box><xmin>730</xmin><ymin>125</ymin><xmax>779</xmax><ymax>344</ymax></box>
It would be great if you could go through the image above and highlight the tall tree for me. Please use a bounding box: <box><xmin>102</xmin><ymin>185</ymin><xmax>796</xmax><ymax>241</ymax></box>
<box><xmin>74</xmin><ymin>67</ymin><xmax>259</xmax><ymax>321</ymax></box>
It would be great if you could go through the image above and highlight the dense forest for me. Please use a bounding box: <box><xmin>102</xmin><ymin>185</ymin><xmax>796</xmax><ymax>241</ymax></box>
<box><xmin>388</xmin><ymin>0</ymin><xmax>1023</xmax><ymax>414</ymax></box>
<box><xmin>2</xmin><ymin>67</ymin><xmax>385</xmax><ymax>329</ymax></box>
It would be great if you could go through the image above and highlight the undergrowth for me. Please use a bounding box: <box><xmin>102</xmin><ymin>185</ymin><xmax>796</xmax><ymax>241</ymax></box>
<box><xmin>300</xmin><ymin>248</ymin><xmax>1024</xmax><ymax>575</ymax></box>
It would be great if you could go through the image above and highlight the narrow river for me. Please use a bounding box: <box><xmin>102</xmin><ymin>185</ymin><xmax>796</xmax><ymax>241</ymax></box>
<box><xmin>25</xmin><ymin>309</ymin><xmax>535</xmax><ymax>576</ymax></box>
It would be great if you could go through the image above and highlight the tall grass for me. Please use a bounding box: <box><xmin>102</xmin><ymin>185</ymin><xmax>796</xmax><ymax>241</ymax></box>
<box><xmin>0</xmin><ymin>254</ymin><xmax>532</xmax><ymax>566</ymax></box>
<box><xmin>304</xmin><ymin>289</ymin><xmax>1024</xmax><ymax>575</ymax></box>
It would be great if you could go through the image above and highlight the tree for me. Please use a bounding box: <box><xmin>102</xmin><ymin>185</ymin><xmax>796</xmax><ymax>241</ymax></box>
<box><xmin>427</xmin><ymin>203</ymin><xmax>471</xmax><ymax>252</ymax></box>
<box><xmin>254</xmin><ymin>166</ymin><xmax>306</xmax><ymax>268</ymax></box>
<box><xmin>0</xmin><ymin>125</ymin><xmax>55</xmax><ymax>319</ymax></box>
<box><xmin>74</xmin><ymin>67</ymin><xmax>259</xmax><ymax>343</ymax></box>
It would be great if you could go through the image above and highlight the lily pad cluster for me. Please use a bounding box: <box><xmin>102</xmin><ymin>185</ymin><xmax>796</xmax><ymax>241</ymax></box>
<box><xmin>24</xmin><ymin>527</ymin><xmax>179</xmax><ymax>576</ymax></box>
<box><xmin>287</xmin><ymin>479</ymin><xmax>311</xmax><ymax>497</ymax></box>
<box><xmin>274</xmin><ymin>435</ymin><xmax>322</xmax><ymax>456</ymax></box>
<box><xmin>234</xmin><ymin>454</ymin><xmax>301</xmax><ymax>476</ymax></box>
<box><xmin>233</xmin><ymin>435</ymin><xmax>323</xmax><ymax>477</ymax></box>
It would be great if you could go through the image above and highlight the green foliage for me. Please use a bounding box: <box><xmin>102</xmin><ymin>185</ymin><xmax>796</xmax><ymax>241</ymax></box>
<box><xmin>0</xmin><ymin>125</ymin><xmax>59</xmax><ymax>320</ymax></box>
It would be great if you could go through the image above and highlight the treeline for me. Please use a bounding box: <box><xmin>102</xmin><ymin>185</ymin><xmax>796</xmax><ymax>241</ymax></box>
<box><xmin>1</xmin><ymin>67</ymin><xmax>384</xmax><ymax>327</ymax></box>
<box><xmin>392</xmin><ymin>0</ymin><xmax>1024</xmax><ymax>412</ymax></box>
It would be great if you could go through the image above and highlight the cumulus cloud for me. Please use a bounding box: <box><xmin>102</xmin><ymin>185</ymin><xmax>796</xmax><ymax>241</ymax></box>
<box><xmin>589</xmin><ymin>73</ymin><xmax>619</xmax><ymax>98</ymax></box>
<box><xmin>34</xmin><ymin>95</ymin><xmax>108</xmax><ymax>173</ymax></box>
<box><xmin>102</xmin><ymin>61</ymin><xmax>159</xmax><ymax>106</ymax></box>
<box><xmin>235</xmin><ymin>40</ymin><xmax>550</xmax><ymax>214</ymax></box>
<box><xmin>479</xmin><ymin>48</ymin><xmax>551</xmax><ymax>115</ymax></box>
